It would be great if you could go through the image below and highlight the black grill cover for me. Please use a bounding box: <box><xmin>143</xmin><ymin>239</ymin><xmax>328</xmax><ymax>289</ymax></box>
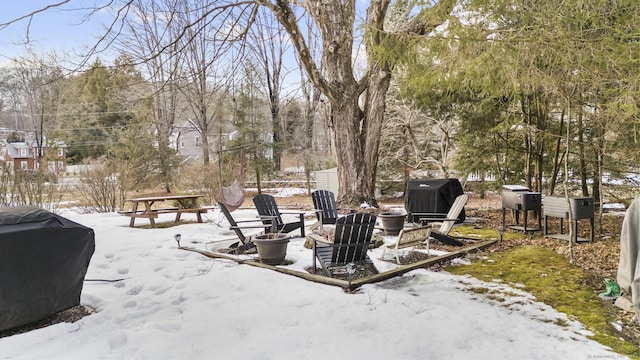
<box><xmin>404</xmin><ymin>179</ymin><xmax>466</xmax><ymax>223</ymax></box>
<box><xmin>0</xmin><ymin>206</ymin><xmax>95</xmax><ymax>331</ymax></box>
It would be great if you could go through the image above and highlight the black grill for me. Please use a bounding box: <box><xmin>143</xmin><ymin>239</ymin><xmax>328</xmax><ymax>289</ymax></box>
<box><xmin>404</xmin><ymin>179</ymin><xmax>465</xmax><ymax>223</ymax></box>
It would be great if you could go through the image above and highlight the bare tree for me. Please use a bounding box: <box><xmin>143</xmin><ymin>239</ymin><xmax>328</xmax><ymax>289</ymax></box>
<box><xmin>380</xmin><ymin>82</ymin><xmax>456</xmax><ymax>180</ymax></box>
<box><xmin>293</xmin><ymin>10</ymin><xmax>325</xmax><ymax>153</ymax></box>
<box><xmin>0</xmin><ymin>68</ymin><xmax>29</xmax><ymax>130</ymax></box>
<box><xmin>174</xmin><ymin>0</ymin><xmax>243</xmax><ymax>164</ymax></box>
<box><xmin>254</xmin><ymin>0</ymin><xmax>456</xmax><ymax>205</ymax></box>
<box><xmin>246</xmin><ymin>8</ymin><xmax>292</xmax><ymax>170</ymax></box>
<box><xmin>11</xmin><ymin>53</ymin><xmax>65</xmax><ymax>162</ymax></box>
<box><xmin>3</xmin><ymin>0</ymin><xmax>455</xmax><ymax>205</ymax></box>
<box><xmin>111</xmin><ymin>0</ymin><xmax>183</xmax><ymax>192</ymax></box>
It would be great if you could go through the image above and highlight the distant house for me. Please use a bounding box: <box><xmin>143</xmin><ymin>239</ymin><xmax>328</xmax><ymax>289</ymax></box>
<box><xmin>171</xmin><ymin>120</ymin><xmax>204</xmax><ymax>160</ymax></box>
<box><xmin>170</xmin><ymin>120</ymin><xmax>274</xmax><ymax>162</ymax></box>
<box><xmin>171</xmin><ymin>119</ymin><xmax>236</xmax><ymax>162</ymax></box>
<box><xmin>4</xmin><ymin>141</ymin><xmax>67</xmax><ymax>173</ymax></box>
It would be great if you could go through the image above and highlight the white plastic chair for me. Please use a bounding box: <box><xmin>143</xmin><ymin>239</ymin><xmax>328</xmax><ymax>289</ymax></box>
<box><xmin>382</xmin><ymin>227</ymin><xmax>431</xmax><ymax>264</ymax></box>
<box><xmin>413</xmin><ymin>194</ymin><xmax>468</xmax><ymax>246</ymax></box>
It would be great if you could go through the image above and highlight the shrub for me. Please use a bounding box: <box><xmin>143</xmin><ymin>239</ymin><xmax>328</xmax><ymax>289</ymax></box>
<box><xmin>74</xmin><ymin>158</ymin><xmax>127</xmax><ymax>213</ymax></box>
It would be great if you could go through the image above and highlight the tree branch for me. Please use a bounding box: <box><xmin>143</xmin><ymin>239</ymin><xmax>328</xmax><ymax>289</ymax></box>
<box><xmin>255</xmin><ymin>0</ymin><xmax>333</xmax><ymax>101</ymax></box>
<box><xmin>0</xmin><ymin>1</ymin><xmax>72</xmax><ymax>29</ymax></box>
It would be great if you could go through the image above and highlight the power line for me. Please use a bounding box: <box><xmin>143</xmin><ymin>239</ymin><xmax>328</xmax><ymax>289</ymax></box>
<box><xmin>0</xmin><ymin>110</ymin><xmax>141</xmax><ymax>116</ymax></box>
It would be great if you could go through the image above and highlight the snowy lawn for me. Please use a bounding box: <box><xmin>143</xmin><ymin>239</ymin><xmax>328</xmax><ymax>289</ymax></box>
<box><xmin>0</xmin><ymin>207</ymin><xmax>625</xmax><ymax>360</ymax></box>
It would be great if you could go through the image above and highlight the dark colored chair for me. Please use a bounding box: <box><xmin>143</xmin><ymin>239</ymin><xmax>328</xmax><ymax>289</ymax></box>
<box><xmin>311</xmin><ymin>190</ymin><xmax>354</xmax><ymax>225</ymax></box>
<box><xmin>311</xmin><ymin>213</ymin><xmax>377</xmax><ymax>277</ymax></box>
<box><xmin>252</xmin><ymin>194</ymin><xmax>306</xmax><ymax>237</ymax></box>
<box><xmin>218</xmin><ymin>202</ymin><xmax>271</xmax><ymax>253</ymax></box>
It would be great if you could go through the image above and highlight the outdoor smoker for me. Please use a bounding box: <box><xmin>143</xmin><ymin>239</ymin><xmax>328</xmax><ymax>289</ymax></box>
<box><xmin>501</xmin><ymin>185</ymin><xmax>542</xmax><ymax>231</ymax></box>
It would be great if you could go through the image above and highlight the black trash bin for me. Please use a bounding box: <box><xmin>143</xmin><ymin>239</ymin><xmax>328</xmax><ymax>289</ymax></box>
<box><xmin>0</xmin><ymin>206</ymin><xmax>95</xmax><ymax>331</ymax></box>
<box><xmin>404</xmin><ymin>179</ymin><xmax>465</xmax><ymax>223</ymax></box>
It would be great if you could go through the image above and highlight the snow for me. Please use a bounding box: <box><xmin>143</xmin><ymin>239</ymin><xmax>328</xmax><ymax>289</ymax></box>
<box><xmin>0</xmin><ymin>206</ymin><xmax>627</xmax><ymax>360</ymax></box>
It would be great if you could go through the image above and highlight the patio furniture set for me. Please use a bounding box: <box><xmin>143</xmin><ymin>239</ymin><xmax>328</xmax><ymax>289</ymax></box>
<box><xmin>218</xmin><ymin>179</ymin><xmax>471</xmax><ymax>277</ymax></box>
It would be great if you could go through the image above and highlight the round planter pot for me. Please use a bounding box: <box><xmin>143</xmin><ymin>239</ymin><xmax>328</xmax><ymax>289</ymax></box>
<box><xmin>253</xmin><ymin>233</ymin><xmax>290</xmax><ymax>265</ymax></box>
<box><xmin>379</xmin><ymin>213</ymin><xmax>406</xmax><ymax>236</ymax></box>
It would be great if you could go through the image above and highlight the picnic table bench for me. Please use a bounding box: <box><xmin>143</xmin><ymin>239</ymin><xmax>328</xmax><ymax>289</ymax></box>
<box><xmin>119</xmin><ymin>194</ymin><xmax>209</xmax><ymax>228</ymax></box>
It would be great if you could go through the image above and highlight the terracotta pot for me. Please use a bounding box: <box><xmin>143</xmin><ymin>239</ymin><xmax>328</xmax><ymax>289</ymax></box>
<box><xmin>379</xmin><ymin>213</ymin><xmax>406</xmax><ymax>235</ymax></box>
<box><xmin>253</xmin><ymin>233</ymin><xmax>290</xmax><ymax>265</ymax></box>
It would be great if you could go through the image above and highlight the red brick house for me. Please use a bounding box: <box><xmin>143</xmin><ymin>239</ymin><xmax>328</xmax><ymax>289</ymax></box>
<box><xmin>4</xmin><ymin>141</ymin><xmax>67</xmax><ymax>173</ymax></box>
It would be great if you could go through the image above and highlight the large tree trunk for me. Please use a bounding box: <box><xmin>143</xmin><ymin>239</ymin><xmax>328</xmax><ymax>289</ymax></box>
<box><xmin>331</xmin><ymin>93</ymin><xmax>366</xmax><ymax>205</ymax></box>
<box><xmin>362</xmin><ymin>67</ymin><xmax>392</xmax><ymax>204</ymax></box>
<box><xmin>329</xmin><ymin>67</ymin><xmax>391</xmax><ymax>207</ymax></box>
<box><xmin>261</xmin><ymin>0</ymin><xmax>453</xmax><ymax>206</ymax></box>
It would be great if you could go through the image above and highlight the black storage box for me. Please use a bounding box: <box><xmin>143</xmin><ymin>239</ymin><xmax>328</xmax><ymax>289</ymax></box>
<box><xmin>543</xmin><ymin>196</ymin><xmax>595</xmax><ymax>242</ymax></box>
<box><xmin>404</xmin><ymin>179</ymin><xmax>465</xmax><ymax>223</ymax></box>
<box><xmin>501</xmin><ymin>185</ymin><xmax>541</xmax><ymax>231</ymax></box>
<box><xmin>502</xmin><ymin>191</ymin><xmax>542</xmax><ymax>212</ymax></box>
<box><xmin>0</xmin><ymin>206</ymin><xmax>95</xmax><ymax>331</ymax></box>
<box><xmin>543</xmin><ymin>196</ymin><xmax>594</xmax><ymax>219</ymax></box>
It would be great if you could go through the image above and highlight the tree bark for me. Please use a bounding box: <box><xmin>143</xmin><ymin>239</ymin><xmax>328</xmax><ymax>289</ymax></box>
<box><xmin>362</xmin><ymin>67</ymin><xmax>391</xmax><ymax>204</ymax></box>
<box><xmin>549</xmin><ymin>108</ymin><xmax>565</xmax><ymax>195</ymax></box>
<box><xmin>331</xmin><ymin>95</ymin><xmax>366</xmax><ymax>205</ymax></box>
<box><xmin>577</xmin><ymin>106</ymin><xmax>589</xmax><ymax>196</ymax></box>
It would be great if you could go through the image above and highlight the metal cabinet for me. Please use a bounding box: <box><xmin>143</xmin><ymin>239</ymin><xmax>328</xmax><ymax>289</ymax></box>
<box><xmin>501</xmin><ymin>185</ymin><xmax>542</xmax><ymax>231</ymax></box>
<box><xmin>543</xmin><ymin>196</ymin><xmax>594</xmax><ymax>243</ymax></box>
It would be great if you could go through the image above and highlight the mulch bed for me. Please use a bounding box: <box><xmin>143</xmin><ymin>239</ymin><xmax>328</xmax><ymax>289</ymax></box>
<box><xmin>0</xmin><ymin>305</ymin><xmax>95</xmax><ymax>339</ymax></box>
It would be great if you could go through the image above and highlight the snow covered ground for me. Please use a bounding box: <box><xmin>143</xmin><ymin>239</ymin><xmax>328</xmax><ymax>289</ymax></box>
<box><xmin>0</xmin><ymin>206</ymin><xmax>626</xmax><ymax>360</ymax></box>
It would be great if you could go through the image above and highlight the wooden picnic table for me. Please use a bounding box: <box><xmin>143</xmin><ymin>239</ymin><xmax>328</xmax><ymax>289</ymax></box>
<box><xmin>121</xmin><ymin>194</ymin><xmax>208</xmax><ymax>228</ymax></box>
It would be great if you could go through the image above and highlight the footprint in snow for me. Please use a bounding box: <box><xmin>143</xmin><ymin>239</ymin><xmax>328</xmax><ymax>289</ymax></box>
<box><xmin>108</xmin><ymin>332</ymin><xmax>128</xmax><ymax>349</ymax></box>
<box><xmin>153</xmin><ymin>286</ymin><xmax>171</xmax><ymax>296</ymax></box>
<box><xmin>127</xmin><ymin>285</ymin><xmax>143</xmax><ymax>296</ymax></box>
<box><xmin>122</xmin><ymin>300</ymin><xmax>137</xmax><ymax>309</ymax></box>
<box><xmin>155</xmin><ymin>323</ymin><xmax>182</xmax><ymax>333</ymax></box>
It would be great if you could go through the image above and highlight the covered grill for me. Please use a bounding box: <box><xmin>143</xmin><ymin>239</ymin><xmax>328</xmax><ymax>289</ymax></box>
<box><xmin>501</xmin><ymin>185</ymin><xmax>542</xmax><ymax>231</ymax></box>
<box><xmin>404</xmin><ymin>179</ymin><xmax>465</xmax><ymax>223</ymax></box>
<box><xmin>0</xmin><ymin>206</ymin><xmax>95</xmax><ymax>331</ymax></box>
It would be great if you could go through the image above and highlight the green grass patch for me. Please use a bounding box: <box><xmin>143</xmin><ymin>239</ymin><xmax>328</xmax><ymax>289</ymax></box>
<box><xmin>446</xmin><ymin>245</ymin><xmax>639</xmax><ymax>358</ymax></box>
<box><xmin>450</xmin><ymin>225</ymin><xmax>523</xmax><ymax>241</ymax></box>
